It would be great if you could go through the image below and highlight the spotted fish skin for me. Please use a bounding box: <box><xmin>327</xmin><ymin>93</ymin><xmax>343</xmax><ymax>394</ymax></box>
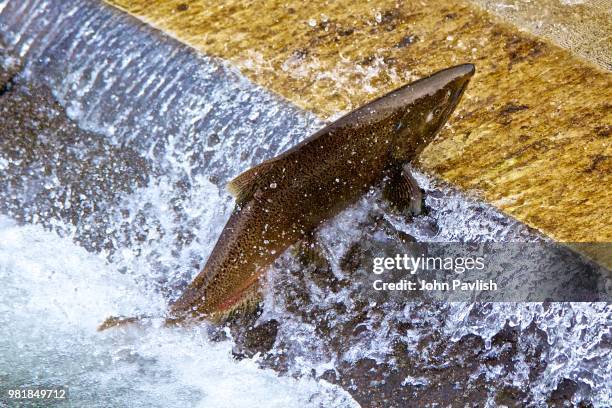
<box><xmin>170</xmin><ymin>64</ymin><xmax>475</xmax><ymax>321</ymax></box>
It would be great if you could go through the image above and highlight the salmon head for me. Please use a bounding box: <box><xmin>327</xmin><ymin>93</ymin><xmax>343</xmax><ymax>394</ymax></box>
<box><xmin>383</xmin><ymin>63</ymin><xmax>475</xmax><ymax>161</ymax></box>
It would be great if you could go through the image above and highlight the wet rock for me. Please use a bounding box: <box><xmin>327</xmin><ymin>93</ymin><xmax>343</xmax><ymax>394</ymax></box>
<box><xmin>228</xmin><ymin>306</ymin><xmax>279</xmax><ymax>359</ymax></box>
<box><xmin>0</xmin><ymin>74</ymin><xmax>151</xmax><ymax>253</ymax></box>
<box><xmin>495</xmin><ymin>386</ymin><xmax>529</xmax><ymax>407</ymax></box>
<box><xmin>339</xmin><ymin>242</ymin><xmax>363</xmax><ymax>273</ymax></box>
<box><xmin>238</xmin><ymin>319</ymin><xmax>279</xmax><ymax>358</ymax></box>
<box><xmin>0</xmin><ymin>38</ymin><xmax>22</xmax><ymax>95</ymax></box>
<box><xmin>548</xmin><ymin>378</ymin><xmax>580</xmax><ymax>407</ymax></box>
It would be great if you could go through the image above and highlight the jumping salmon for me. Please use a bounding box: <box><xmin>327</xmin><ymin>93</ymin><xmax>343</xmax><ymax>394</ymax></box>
<box><xmin>168</xmin><ymin>63</ymin><xmax>475</xmax><ymax>322</ymax></box>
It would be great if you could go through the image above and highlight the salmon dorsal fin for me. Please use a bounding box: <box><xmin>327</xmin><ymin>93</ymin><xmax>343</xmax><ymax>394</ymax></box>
<box><xmin>227</xmin><ymin>159</ymin><xmax>277</xmax><ymax>204</ymax></box>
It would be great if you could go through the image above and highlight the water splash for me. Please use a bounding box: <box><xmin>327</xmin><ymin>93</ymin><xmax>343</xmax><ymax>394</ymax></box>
<box><xmin>0</xmin><ymin>217</ymin><xmax>358</xmax><ymax>407</ymax></box>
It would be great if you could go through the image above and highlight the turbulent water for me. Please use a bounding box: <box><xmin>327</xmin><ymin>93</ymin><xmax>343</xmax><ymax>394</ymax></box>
<box><xmin>0</xmin><ymin>0</ymin><xmax>610</xmax><ymax>406</ymax></box>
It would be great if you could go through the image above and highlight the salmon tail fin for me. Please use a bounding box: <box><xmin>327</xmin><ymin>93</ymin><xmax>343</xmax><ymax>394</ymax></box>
<box><xmin>97</xmin><ymin>314</ymin><xmax>152</xmax><ymax>331</ymax></box>
<box><xmin>227</xmin><ymin>159</ymin><xmax>277</xmax><ymax>205</ymax></box>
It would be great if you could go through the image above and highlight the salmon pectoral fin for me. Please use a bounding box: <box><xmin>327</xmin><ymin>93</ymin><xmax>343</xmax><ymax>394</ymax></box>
<box><xmin>227</xmin><ymin>158</ymin><xmax>279</xmax><ymax>205</ymax></box>
<box><xmin>383</xmin><ymin>164</ymin><xmax>424</xmax><ymax>217</ymax></box>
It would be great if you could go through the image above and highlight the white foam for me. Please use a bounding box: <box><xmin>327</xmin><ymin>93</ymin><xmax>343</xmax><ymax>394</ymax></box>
<box><xmin>0</xmin><ymin>216</ymin><xmax>358</xmax><ymax>407</ymax></box>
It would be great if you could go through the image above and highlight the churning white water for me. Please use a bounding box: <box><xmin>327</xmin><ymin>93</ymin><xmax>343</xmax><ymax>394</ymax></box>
<box><xmin>0</xmin><ymin>217</ymin><xmax>358</xmax><ymax>407</ymax></box>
